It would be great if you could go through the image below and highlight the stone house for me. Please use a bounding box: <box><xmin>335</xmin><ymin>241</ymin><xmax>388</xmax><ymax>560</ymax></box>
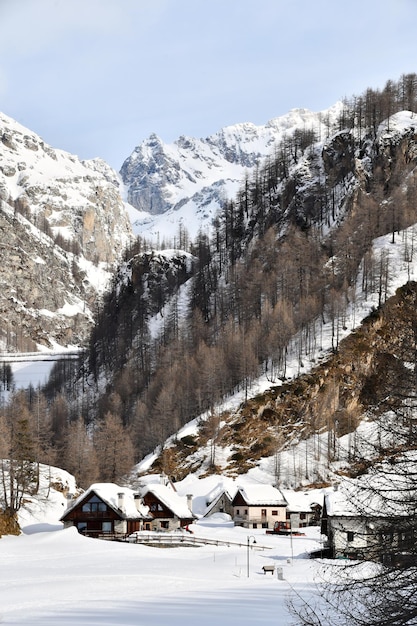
<box><xmin>202</xmin><ymin>488</ymin><xmax>235</xmax><ymax>518</ymax></box>
<box><xmin>281</xmin><ymin>489</ymin><xmax>323</xmax><ymax>530</ymax></box>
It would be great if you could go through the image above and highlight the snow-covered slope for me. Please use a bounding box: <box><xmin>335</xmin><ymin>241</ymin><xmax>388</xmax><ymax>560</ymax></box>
<box><xmin>14</xmin><ymin>463</ymin><xmax>78</xmax><ymax>533</ymax></box>
<box><xmin>120</xmin><ymin>104</ymin><xmax>343</xmax><ymax>241</ymax></box>
<box><xmin>0</xmin><ymin>516</ymin><xmax>323</xmax><ymax>624</ymax></box>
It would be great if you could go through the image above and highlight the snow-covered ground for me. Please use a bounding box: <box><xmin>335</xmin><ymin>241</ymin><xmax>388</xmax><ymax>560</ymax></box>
<box><xmin>0</xmin><ymin>464</ymin><xmax>327</xmax><ymax>625</ymax></box>
<box><xmin>0</xmin><ymin>348</ymin><xmax>81</xmax><ymax>393</ymax></box>
<box><xmin>0</xmin><ymin>521</ymin><xmax>323</xmax><ymax>625</ymax></box>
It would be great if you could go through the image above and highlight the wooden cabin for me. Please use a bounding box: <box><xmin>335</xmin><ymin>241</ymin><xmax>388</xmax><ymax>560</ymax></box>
<box><xmin>142</xmin><ymin>483</ymin><xmax>195</xmax><ymax>531</ymax></box>
<box><xmin>61</xmin><ymin>483</ymin><xmax>151</xmax><ymax>538</ymax></box>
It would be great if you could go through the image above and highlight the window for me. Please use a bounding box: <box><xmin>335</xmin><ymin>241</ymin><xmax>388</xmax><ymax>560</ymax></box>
<box><xmin>77</xmin><ymin>522</ymin><xmax>87</xmax><ymax>533</ymax></box>
<box><xmin>82</xmin><ymin>501</ymin><xmax>107</xmax><ymax>512</ymax></box>
<box><xmin>160</xmin><ymin>521</ymin><xmax>169</xmax><ymax>529</ymax></box>
<box><xmin>272</xmin><ymin>510</ymin><xmax>278</xmax><ymax>516</ymax></box>
<box><xmin>102</xmin><ymin>522</ymin><xmax>112</xmax><ymax>533</ymax></box>
<box><xmin>399</xmin><ymin>531</ymin><xmax>413</xmax><ymax>547</ymax></box>
<box><xmin>300</xmin><ymin>513</ymin><xmax>306</xmax><ymax>520</ymax></box>
<box><xmin>236</xmin><ymin>509</ymin><xmax>240</xmax><ymax>515</ymax></box>
<box><xmin>347</xmin><ymin>531</ymin><xmax>354</xmax><ymax>542</ymax></box>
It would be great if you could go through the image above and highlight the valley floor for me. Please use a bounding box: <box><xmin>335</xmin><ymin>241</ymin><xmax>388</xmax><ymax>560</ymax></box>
<box><xmin>0</xmin><ymin>522</ymin><xmax>324</xmax><ymax>625</ymax></box>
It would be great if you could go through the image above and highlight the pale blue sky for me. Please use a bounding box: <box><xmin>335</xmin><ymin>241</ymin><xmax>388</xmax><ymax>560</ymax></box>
<box><xmin>1</xmin><ymin>0</ymin><xmax>417</xmax><ymax>169</ymax></box>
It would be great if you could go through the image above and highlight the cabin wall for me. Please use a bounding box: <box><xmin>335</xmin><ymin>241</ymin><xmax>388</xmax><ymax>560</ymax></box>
<box><xmin>287</xmin><ymin>511</ymin><xmax>318</xmax><ymax>529</ymax></box>
<box><xmin>328</xmin><ymin>516</ymin><xmax>416</xmax><ymax>563</ymax></box>
<box><xmin>329</xmin><ymin>517</ymin><xmax>368</xmax><ymax>558</ymax></box>
<box><xmin>151</xmin><ymin>517</ymin><xmax>181</xmax><ymax>532</ymax></box>
<box><xmin>233</xmin><ymin>505</ymin><xmax>286</xmax><ymax>529</ymax></box>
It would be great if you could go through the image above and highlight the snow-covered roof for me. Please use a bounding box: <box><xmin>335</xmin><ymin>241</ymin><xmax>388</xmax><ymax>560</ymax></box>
<box><xmin>62</xmin><ymin>483</ymin><xmax>149</xmax><ymax>520</ymax></box>
<box><xmin>205</xmin><ymin>482</ymin><xmax>236</xmax><ymax>504</ymax></box>
<box><xmin>203</xmin><ymin>488</ymin><xmax>235</xmax><ymax>518</ymax></box>
<box><xmin>325</xmin><ymin>454</ymin><xmax>417</xmax><ymax>518</ymax></box>
<box><xmin>235</xmin><ymin>484</ymin><xmax>287</xmax><ymax>506</ymax></box>
<box><xmin>143</xmin><ymin>483</ymin><xmax>195</xmax><ymax>519</ymax></box>
<box><xmin>281</xmin><ymin>489</ymin><xmax>324</xmax><ymax>513</ymax></box>
<box><xmin>168</xmin><ymin>474</ymin><xmax>238</xmax><ymax>517</ymax></box>
<box><xmin>137</xmin><ymin>473</ymin><xmax>176</xmax><ymax>489</ymax></box>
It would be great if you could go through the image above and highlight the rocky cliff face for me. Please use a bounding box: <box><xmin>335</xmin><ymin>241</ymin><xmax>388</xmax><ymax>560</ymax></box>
<box><xmin>0</xmin><ymin>112</ymin><xmax>133</xmax><ymax>351</ymax></box>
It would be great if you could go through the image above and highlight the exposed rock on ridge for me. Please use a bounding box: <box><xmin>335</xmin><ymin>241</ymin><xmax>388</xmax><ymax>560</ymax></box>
<box><xmin>0</xmin><ymin>112</ymin><xmax>134</xmax><ymax>350</ymax></box>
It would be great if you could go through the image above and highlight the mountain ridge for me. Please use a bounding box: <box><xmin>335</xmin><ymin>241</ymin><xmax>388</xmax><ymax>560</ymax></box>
<box><xmin>88</xmin><ymin>81</ymin><xmax>417</xmax><ymax>482</ymax></box>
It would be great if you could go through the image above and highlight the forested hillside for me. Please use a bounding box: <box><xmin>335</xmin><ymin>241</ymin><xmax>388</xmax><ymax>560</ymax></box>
<box><xmin>3</xmin><ymin>74</ymin><xmax>417</xmax><ymax>488</ymax></box>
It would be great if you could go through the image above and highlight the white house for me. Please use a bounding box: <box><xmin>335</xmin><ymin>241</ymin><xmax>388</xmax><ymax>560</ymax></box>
<box><xmin>231</xmin><ymin>484</ymin><xmax>287</xmax><ymax>529</ymax></box>
<box><xmin>322</xmin><ymin>464</ymin><xmax>417</xmax><ymax>564</ymax></box>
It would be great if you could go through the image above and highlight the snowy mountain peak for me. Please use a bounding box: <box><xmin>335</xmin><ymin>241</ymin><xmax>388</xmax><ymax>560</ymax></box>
<box><xmin>120</xmin><ymin>103</ymin><xmax>344</xmax><ymax>242</ymax></box>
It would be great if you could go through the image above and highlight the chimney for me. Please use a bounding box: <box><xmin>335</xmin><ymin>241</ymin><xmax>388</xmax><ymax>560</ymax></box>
<box><xmin>134</xmin><ymin>494</ymin><xmax>141</xmax><ymax>512</ymax></box>
<box><xmin>186</xmin><ymin>494</ymin><xmax>193</xmax><ymax>512</ymax></box>
<box><xmin>66</xmin><ymin>493</ymin><xmax>74</xmax><ymax>508</ymax></box>
<box><xmin>117</xmin><ymin>492</ymin><xmax>125</xmax><ymax>511</ymax></box>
